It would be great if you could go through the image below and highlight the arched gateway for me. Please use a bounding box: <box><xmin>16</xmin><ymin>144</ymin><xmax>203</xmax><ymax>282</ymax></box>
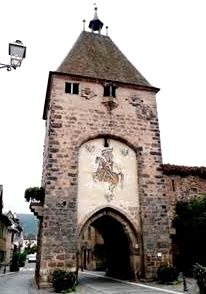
<box><xmin>79</xmin><ymin>207</ymin><xmax>141</xmax><ymax>280</ymax></box>
<box><xmin>78</xmin><ymin>138</ymin><xmax>142</xmax><ymax>279</ymax></box>
<box><xmin>32</xmin><ymin>8</ymin><xmax>172</xmax><ymax>288</ymax></box>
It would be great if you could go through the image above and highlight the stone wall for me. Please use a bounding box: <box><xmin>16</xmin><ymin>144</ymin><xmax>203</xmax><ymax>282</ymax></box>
<box><xmin>39</xmin><ymin>72</ymin><xmax>171</xmax><ymax>286</ymax></box>
<box><xmin>163</xmin><ymin>164</ymin><xmax>206</xmax><ymax>224</ymax></box>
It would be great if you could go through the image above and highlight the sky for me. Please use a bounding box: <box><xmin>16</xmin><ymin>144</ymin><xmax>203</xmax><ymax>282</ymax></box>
<box><xmin>0</xmin><ymin>0</ymin><xmax>206</xmax><ymax>214</ymax></box>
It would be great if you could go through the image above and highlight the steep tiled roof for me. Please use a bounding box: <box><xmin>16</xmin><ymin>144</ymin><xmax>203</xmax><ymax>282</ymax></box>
<box><xmin>57</xmin><ymin>31</ymin><xmax>151</xmax><ymax>87</ymax></box>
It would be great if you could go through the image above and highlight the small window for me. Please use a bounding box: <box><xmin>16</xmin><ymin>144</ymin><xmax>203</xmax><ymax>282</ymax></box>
<box><xmin>0</xmin><ymin>250</ymin><xmax>5</xmax><ymax>262</ymax></box>
<box><xmin>103</xmin><ymin>83</ymin><xmax>116</xmax><ymax>97</ymax></box>
<box><xmin>172</xmin><ymin>179</ymin><xmax>175</xmax><ymax>192</ymax></box>
<box><xmin>65</xmin><ymin>82</ymin><xmax>79</xmax><ymax>95</ymax></box>
<box><xmin>104</xmin><ymin>138</ymin><xmax>109</xmax><ymax>147</ymax></box>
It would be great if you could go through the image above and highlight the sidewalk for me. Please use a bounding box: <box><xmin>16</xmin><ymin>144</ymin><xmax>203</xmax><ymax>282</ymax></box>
<box><xmin>29</xmin><ymin>272</ymin><xmax>200</xmax><ymax>294</ymax></box>
<box><xmin>148</xmin><ymin>278</ymin><xmax>199</xmax><ymax>294</ymax></box>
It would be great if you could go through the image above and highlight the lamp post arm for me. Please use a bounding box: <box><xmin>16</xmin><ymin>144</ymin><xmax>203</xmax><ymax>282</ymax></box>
<box><xmin>0</xmin><ymin>63</ymin><xmax>16</xmax><ymax>71</ymax></box>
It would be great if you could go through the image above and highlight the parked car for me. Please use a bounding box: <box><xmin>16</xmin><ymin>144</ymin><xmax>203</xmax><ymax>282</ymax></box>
<box><xmin>28</xmin><ymin>253</ymin><xmax>36</xmax><ymax>263</ymax></box>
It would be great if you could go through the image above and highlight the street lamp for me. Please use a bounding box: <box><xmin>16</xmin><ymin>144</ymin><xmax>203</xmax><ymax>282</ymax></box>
<box><xmin>0</xmin><ymin>40</ymin><xmax>26</xmax><ymax>71</ymax></box>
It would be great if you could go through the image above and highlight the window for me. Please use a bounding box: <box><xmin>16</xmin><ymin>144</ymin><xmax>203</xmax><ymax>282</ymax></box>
<box><xmin>104</xmin><ymin>138</ymin><xmax>109</xmax><ymax>147</ymax></box>
<box><xmin>103</xmin><ymin>83</ymin><xmax>116</xmax><ymax>97</ymax></box>
<box><xmin>0</xmin><ymin>250</ymin><xmax>5</xmax><ymax>262</ymax></box>
<box><xmin>172</xmin><ymin>179</ymin><xmax>175</xmax><ymax>192</ymax></box>
<box><xmin>65</xmin><ymin>82</ymin><xmax>79</xmax><ymax>95</ymax></box>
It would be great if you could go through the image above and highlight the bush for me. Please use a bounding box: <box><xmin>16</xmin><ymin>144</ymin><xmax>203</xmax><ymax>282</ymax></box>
<box><xmin>173</xmin><ymin>195</ymin><xmax>206</xmax><ymax>272</ymax></box>
<box><xmin>19</xmin><ymin>252</ymin><xmax>27</xmax><ymax>267</ymax></box>
<box><xmin>193</xmin><ymin>263</ymin><xmax>206</xmax><ymax>294</ymax></box>
<box><xmin>10</xmin><ymin>252</ymin><xmax>27</xmax><ymax>270</ymax></box>
<box><xmin>157</xmin><ymin>265</ymin><xmax>179</xmax><ymax>283</ymax></box>
<box><xmin>10</xmin><ymin>252</ymin><xmax>20</xmax><ymax>272</ymax></box>
<box><xmin>52</xmin><ymin>270</ymin><xmax>77</xmax><ymax>293</ymax></box>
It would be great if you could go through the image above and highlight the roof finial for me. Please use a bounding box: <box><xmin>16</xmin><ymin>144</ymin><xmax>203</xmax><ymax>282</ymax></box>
<box><xmin>89</xmin><ymin>5</ymin><xmax>104</xmax><ymax>34</ymax></box>
<box><xmin>82</xmin><ymin>19</ymin><xmax>86</xmax><ymax>31</ymax></box>
<box><xmin>94</xmin><ymin>6</ymin><xmax>98</xmax><ymax>20</ymax></box>
<box><xmin>106</xmin><ymin>26</ymin><xmax>109</xmax><ymax>36</ymax></box>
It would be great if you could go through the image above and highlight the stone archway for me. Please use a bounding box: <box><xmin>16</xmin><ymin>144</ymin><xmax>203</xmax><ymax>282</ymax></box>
<box><xmin>78</xmin><ymin>207</ymin><xmax>142</xmax><ymax>280</ymax></box>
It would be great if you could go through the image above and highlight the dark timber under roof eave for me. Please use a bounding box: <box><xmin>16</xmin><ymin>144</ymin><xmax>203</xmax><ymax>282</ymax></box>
<box><xmin>43</xmin><ymin>72</ymin><xmax>53</xmax><ymax>120</ymax></box>
<box><xmin>42</xmin><ymin>71</ymin><xmax>160</xmax><ymax>120</ymax></box>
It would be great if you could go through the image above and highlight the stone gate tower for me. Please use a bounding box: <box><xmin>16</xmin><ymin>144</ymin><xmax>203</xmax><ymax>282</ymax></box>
<box><xmin>35</xmin><ymin>9</ymin><xmax>171</xmax><ymax>288</ymax></box>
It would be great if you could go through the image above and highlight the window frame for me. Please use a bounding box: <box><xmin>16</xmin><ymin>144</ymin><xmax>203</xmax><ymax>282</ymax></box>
<box><xmin>65</xmin><ymin>82</ymin><xmax>79</xmax><ymax>95</ymax></box>
<box><xmin>103</xmin><ymin>82</ymin><xmax>117</xmax><ymax>98</ymax></box>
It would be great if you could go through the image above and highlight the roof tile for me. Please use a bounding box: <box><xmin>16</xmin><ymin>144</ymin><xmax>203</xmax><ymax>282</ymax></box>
<box><xmin>57</xmin><ymin>31</ymin><xmax>151</xmax><ymax>87</ymax></box>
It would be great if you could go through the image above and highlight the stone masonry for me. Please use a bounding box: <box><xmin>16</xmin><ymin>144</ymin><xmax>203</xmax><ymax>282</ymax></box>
<box><xmin>32</xmin><ymin>15</ymin><xmax>206</xmax><ymax>286</ymax></box>
<box><xmin>37</xmin><ymin>71</ymin><xmax>172</xmax><ymax>287</ymax></box>
<box><xmin>163</xmin><ymin>164</ymin><xmax>206</xmax><ymax>228</ymax></box>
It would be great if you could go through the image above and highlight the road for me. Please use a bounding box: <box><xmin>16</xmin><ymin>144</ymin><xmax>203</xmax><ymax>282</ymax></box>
<box><xmin>77</xmin><ymin>272</ymin><xmax>183</xmax><ymax>294</ymax></box>
<box><xmin>0</xmin><ymin>263</ymin><xmax>196</xmax><ymax>294</ymax></box>
<box><xmin>0</xmin><ymin>262</ymin><xmax>36</xmax><ymax>294</ymax></box>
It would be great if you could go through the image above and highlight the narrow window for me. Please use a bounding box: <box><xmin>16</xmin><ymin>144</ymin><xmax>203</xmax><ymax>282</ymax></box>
<box><xmin>172</xmin><ymin>179</ymin><xmax>175</xmax><ymax>192</ymax></box>
<box><xmin>73</xmin><ymin>83</ymin><xmax>79</xmax><ymax>94</ymax></box>
<box><xmin>104</xmin><ymin>138</ymin><xmax>109</xmax><ymax>147</ymax></box>
<box><xmin>65</xmin><ymin>82</ymin><xmax>79</xmax><ymax>95</ymax></box>
<box><xmin>103</xmin><ymin>84</ymin><xmax>116</xmax><ymax>97</ymax></box>
<box><xmin>0</xmin><ymin>250</ymin><xmax>5</xmax><ymax>262</ymax></box>
<box><xmin>65</xmin><ymin>82</ymin><xmax>71</xmax><ymax>93</ymax></box>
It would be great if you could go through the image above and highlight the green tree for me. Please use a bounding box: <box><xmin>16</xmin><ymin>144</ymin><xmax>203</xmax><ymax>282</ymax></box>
<box><xmin>173</xmin><ymin>195</ymin><xmax>206</xmax><ymax>273</ymax></box>
<box><xmin>24</xmin><ymin>187</ymin><xmax>44</xmax><ymax>202</ymax></box>
<box><xmin>24</xmin><ymin>243</ymin><xmax>37</xmax><ymax>254</ymax></box>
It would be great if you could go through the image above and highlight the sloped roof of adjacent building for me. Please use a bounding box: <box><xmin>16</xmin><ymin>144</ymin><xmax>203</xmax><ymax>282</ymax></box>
<box><xmin>163</xmin><ymin>164</ymin><xmax>206</xmax><ymax>178</ymax></box>
<box><xmin>57</xmin><ymin>31</ymin><xmax>151</xmax><ymax>87</ymax></box>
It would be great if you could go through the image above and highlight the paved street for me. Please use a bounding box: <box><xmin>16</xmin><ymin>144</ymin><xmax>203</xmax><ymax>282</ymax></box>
<box><xmin>0</xmin><ymin>263</ymin><xmax>35</xmax><ymax>294</ymax></box>
<box><xmin>77</xmin><ymin>272</ymin><xmax>182</xmax><ymax>294</ymax></box>
<box><xmin>0</xmin><ymin>264</ymin><xmax>198</xmax><ymax>294</ymax></box>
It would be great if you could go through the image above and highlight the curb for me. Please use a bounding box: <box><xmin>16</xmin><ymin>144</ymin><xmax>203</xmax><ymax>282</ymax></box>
<box><xmin>0</xmin><ymin>271</ymin><xmax>17</xmax><ymax>278</ymax></box>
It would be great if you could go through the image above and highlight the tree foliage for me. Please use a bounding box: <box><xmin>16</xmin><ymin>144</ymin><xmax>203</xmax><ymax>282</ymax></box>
<box><xmin>173</xmin><ymin>195</ymin><xmax>206</xmax><ymax>272</ymax></box>
<box><xmin>24</xmin><ymin>243</ymin><xmax>37</xmax><ymax>254</ymax></box>
<box><xmin>24</xmin><ymin>187</ymin><xmax>45</xmax><ymax>202</ymax></box>
<box><xmin>193</xmin><ymin>263</ymin><xmax>206</xmax><ymax>294</ymax></box>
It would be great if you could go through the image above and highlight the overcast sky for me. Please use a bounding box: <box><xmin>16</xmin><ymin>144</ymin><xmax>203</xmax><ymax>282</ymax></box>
<box><xmin>0</xmin><ymin>0</ymin><xmax>206</xmax><ymax>214</ymax></box>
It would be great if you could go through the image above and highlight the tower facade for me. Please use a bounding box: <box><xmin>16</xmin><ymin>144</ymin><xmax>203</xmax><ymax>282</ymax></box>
<box><xmin>36</xmin><ymin>14</ymin><xmax>171</xmax><ymax>287</ymax></box>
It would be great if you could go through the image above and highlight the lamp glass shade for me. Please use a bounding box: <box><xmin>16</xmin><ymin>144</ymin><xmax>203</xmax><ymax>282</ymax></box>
<box><xmin>9</xmin><ymin>40</ymin><xmax>26</xmax><ymax>67</ymax></box>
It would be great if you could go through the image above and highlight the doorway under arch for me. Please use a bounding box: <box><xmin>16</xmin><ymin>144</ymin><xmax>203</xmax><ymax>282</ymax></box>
<box><xmin>79</xmin><ymin>208</ymin><xmax>141</xmax><ymax>280</ymax></box>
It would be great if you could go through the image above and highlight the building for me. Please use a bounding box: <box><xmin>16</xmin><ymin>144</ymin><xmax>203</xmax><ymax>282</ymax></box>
<box><xmin>32</xmin><ymin>9</ymin><xmax>174</xmax><ymax>287</ymax></box>
<box><xmin>6</xmin><ymin>211</ymin><xmax>24</xmax><ymax>255</ymax></box>
<box><xmin>0</xmin><ymin>187</ymin><xmax>24</xmax><ymax>273</ymax></box>
<box><xmin>0</xmin><ymin>185</ymin><xmax>12</xmax><ymax>273</ymax></box>
<box><xmin>164</xmin><ymin>164</ymin><xmax>206</xmax><ymax>227</ymax></box>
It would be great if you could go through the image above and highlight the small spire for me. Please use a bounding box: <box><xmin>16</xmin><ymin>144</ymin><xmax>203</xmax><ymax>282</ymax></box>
<box><xmin>82</xmin><ymin>19</ymin><xmax>86</xmax><ymax>31</ymax></box>
<box><xmin>94</xmin><ymin>7</ymin><xmax>98</xmax><ymax>20</ymax></box>
<box><xmin>106</xmin><ymin>26</ymin><xmax>109</xmax><ymax>36</ymax></box>
<box><xmin>89</xmin><ymin>6</ymin><xmax>104</xmax><ymax>34</ymax></box>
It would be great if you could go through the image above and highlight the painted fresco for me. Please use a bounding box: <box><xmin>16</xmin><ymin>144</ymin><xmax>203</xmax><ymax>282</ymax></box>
<box><xmin>93</xmin><ymin>148</ymin><xmax>124</xmax><ymax>193</ymax></box>
<box><xmin>77</xmin><ymin>138</ymin><xmax>139</xmax><ymax>225</ymax></box>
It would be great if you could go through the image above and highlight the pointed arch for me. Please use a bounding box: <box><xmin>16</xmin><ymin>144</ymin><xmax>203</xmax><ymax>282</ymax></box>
<box><xmin>78</xmin><ymin>206</ymin><xmax>142</xmax><ymax>280</ymax></box>
<box><xmin>78</xmin><ymin>206</ymin><xmax>139</xmax><ymax>249</ymax></box>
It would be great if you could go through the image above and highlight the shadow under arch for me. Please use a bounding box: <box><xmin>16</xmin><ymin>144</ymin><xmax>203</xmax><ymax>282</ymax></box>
<box><xmin>78</xmin><ymin>207</ymin><xmax>141</xmax><ymax>280</ymax></box>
